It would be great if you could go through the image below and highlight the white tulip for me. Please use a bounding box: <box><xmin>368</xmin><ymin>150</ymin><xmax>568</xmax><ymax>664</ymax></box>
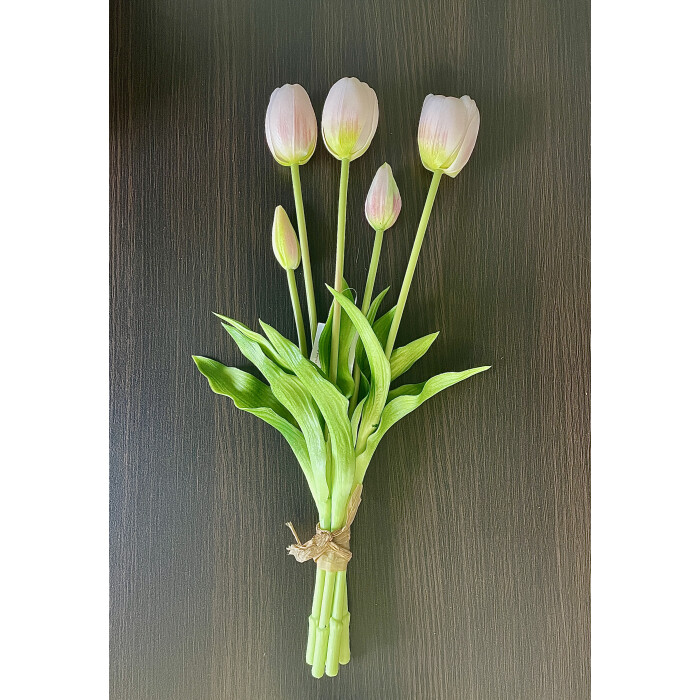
<box><xmin>265</xmin><ymin>84</ymin><xmax>317</xmax><ymax>166</ymax></box>
<box><xmin>322</xmin><ymin>77</ymin><xmax>379</xmax><ymax>161</ymax></box>
<box><xmin>418</xmin><ymin>94</ymin><xmax>480</xmax><ymax>177</ymax></box>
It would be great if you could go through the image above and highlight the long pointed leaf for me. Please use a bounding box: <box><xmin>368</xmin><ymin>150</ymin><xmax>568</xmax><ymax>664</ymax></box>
<box><xmin>358</xmin><ymin>305</ymin><xmax>395</xmax><ymax>378</ymax></box>
<box><xmin>214</xmin><ymin>313</ymin><xmax>292</xmax><ymax>371</ymax></box>
<box><xmin>355</xmin><ymin>366</ymin><xmax>491</xmax><ymax>482</ymax></box>
<box><xmin>221</xmin><ymin>322</ymin><xmax>329</xmax><ymax>504</ymax></box>
<box><xmin>193</xmin><ymin>356</ymin><xmax>319</xmax><ymax>498</ymax></box>
<box><xmin>317</xmin><ymin>282</ymin><xmax>355</xmax><ymax>397</ymax></box>
<box><xmin>390</xmin><ymin>332</ymin><xmax>440</xmax><ymax>381</ymax></box>
<box><xmin>353</xmin><ymin>287</ymin><xmax>389</xmax><ymax>379</ymax></box>
<box><xmin>259</xmin><ymin>321</ymin><xmax>356</xmax><ymax>527</ymax></box>
<box><xmin>327</xmin><ymin>287</ymin><xmax>392</xmax><ymax>455</ymax></box>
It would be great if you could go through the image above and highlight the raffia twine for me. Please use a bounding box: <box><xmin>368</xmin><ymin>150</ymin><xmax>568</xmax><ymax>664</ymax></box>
<box><xmin>285</xmin><ymin>484</ymin><xmax>362</xmax><ymax>572</ymax></box>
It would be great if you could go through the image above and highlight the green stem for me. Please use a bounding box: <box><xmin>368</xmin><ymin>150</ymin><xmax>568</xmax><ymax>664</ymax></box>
<box><xmin>312</xmin><ymin>570</ymin><xmax>337</xmax><ymax>677</ymax></box>
<box><xmin>384</xmin><ymin>170</ymin><xmax>443</xmax><ymax>358</ymax></box>
<box><xmin>339</xmin><ymin>585</ymin><xmax>350</xmax><ymax>665</ymax></box>
<box><xmin>286</xmin><ymin>268</ymin><xmax>308</xmax><ymax>358</ymax></box>
<box><xmin>325</xmin><ymin>570</ymin><xmax>346</xmax><ymax>676</ymax></box>
<box><xmin>329</xmin><ymin>158</ymin><xmax>350</xmax><ymax>384</ymax></box>
<box><xmin>290</xmin><ymin>163</ymin><xmax>317</xmax><ymax>343</ymax></box>
<box><xmin>306</xmin><ymin>568</ymin><xmax>325</xmax><ymax>665</ymax></box>
<box><xmin>348</xmin><ymin>228</ymin><xmax>384</xmax><ymax>415</ymax></box>
<box><xmin>307</xmin><ymin>501</ymin><xmax>332</xmax><ymax>674</ymax></box>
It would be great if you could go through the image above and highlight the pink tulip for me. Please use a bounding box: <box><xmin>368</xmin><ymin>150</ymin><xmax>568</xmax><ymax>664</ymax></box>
<box><xmin>271</xmin><ymin>205</ymin><xmax>301</xmax><ymax>270</ymax></box>
<box><xmin>417</xmin><ymin>95</ymin><xmax>480</xmax><ymax>177</ymax></box>
<box><xmin>365</xmin><ymin>163</ymin><xmax>402</xmax><ymax>231</ymax></box>
<box><xmin>265</xmin><ymin>84</ymin><xmax>317</xmax><ymax>166</ymax></box>
<box><xmin>321</xmin><ymin>77</ymin><xmax>379</xmax><ymax>161</ymax></box>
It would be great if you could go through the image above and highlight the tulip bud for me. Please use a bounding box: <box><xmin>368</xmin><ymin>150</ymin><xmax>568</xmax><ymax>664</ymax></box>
<box><xmin>265</xmin><ymin>84</ymin><xmax>317</xmax><ymax>166</ymax></box>
<box><xmin>321</xmin><ymin>77</ymin><xmax>379</xmax><ymax>161</ymax></box>
<box><xmin>417</xmin><ymin>94</ymin><xmax>480</xmax><ymax>178</ymax></box>
<box><xmin>272</xmin><ymin>205</ymin><xmax>301</xmax><ymax>270</ymax></box>
<box><xmin>364</xmin><ymin>163</ymin><xmax>402</xmax><ymax>231</ymax></box>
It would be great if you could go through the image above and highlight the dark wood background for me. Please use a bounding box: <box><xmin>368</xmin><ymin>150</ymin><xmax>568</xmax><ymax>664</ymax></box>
<box><xmin>110</xmin><ymin>0</ymin><xmax>590</xmax><ymax>697</ymax></box>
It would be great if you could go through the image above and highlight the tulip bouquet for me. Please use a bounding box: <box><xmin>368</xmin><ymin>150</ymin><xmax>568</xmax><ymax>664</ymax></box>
<box><xmin>193</xmin><ymin>77</ymin><xmax>489</xmax><ymax>678</ymax></box>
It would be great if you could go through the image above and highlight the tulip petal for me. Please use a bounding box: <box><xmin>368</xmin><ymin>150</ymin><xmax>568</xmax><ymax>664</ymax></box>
<box><xmin>365</xmin><ymin>163</ymin><xmax>401</xmax><ymax>230</ymax></box>
<box><xmin>443</xmin><ymin>97</ymin><xmax>480</xmax><ymax>177</ymax></box>
<box><xmin>418</xmin><ymin>94</ymin><xmax>469</xmax><ymax>172</ymax></box>
<box><xmin>322</xmin><ymin>77</ymin><xmax>378</xmax><ymax>160</ymax></box>
<box><xmin>265</xmin><ymin>84</ymin><xmax>317</xmax><ymax>166</ymax></box>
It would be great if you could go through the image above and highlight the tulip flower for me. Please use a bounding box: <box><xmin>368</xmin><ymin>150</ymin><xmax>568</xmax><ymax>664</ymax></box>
<box><xmin>384</xmin><ymin>94</ymin><xmax>480</xmax><ymax>358</ymax></box>
<box><xmin>321</xmin><ymin>77</ymin><xmax>379</xmax><ymax>161</ymax></box>
<box><xmin>364</xmin><ymin>162</ymin><xmax>402</xmax><ymax>232</ymax></box>
<box><xmin>322</xmin><ymin>77</ymin><xmax>379</xmax><ymax>384</ymax></box>
<box><xmin>417</xmin><ymin>94</ymin><xmax>480</xmax><ymax>178</ymax></box>
<box><xmin>272</xmin><ymin>205</ymin><xmax>307</xmax><ymax>357</ymax></box>
<box><xmin>265</xmin><ymin>84</ymin><xmax>319</xmax><ymax>346</ymax></box>
<box><xmin>349</xmin><ymin>163</ymin><xmax>402</xmax><ymax>414</ymax></box>
<box><xmin>265</xmin><ymin>83</ymin><xmax>317</xmax><ymax>166</ymax></box>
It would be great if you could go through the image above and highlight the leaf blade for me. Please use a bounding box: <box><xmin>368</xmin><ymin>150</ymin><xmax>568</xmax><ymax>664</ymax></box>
<box><xmin>389</xmin><ymin>331</ymin><xmax>440</xmax><ymax>381</ymax></box>
<box><xmin>219</xmin><ymin>322</ymin><xmax>329</xmax><ymax>505</ymax></box>
<box><xmin>192</xmin><ymin>356</ymin><xmax>316</xmax><ymax>491</ymax></box>
<box><xmin>327</xmin><ymin>286</ymin><xmax>392</xmax><ymax>455</ymax></box>
<box><xmin>355</xmin><ymin>366</ymin><xmax>491</xmax><ymax>482</ymax></box>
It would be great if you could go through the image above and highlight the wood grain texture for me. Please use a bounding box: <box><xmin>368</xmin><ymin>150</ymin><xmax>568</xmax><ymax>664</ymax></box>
<box><xmin>110</xmin><ymin>0</ymin><xmax>590</xmax><ymax>697</ymax></box>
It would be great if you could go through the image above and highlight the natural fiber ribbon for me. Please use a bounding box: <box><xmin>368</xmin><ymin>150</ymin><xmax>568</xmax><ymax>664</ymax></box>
<box><xmin>286</xmin><ymin>485</ymin><xmax>362</xmax><ymax>572</ymax></box>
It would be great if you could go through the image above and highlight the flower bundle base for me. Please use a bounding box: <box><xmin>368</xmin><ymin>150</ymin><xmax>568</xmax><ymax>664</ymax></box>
<box><xmin>194</xmin><ymin>77</ymin><xmax>488</xmax><ymax>678</ymax></box>
<box><xmin>287</xmin><ymin>484</ymin><xmax>361</xmax><ymax>676</ymax></box>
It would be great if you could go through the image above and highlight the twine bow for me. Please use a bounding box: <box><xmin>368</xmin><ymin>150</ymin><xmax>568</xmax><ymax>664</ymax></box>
<box><xmin>286</xmin><ymin>485</ymin><xmax>363</xmax><ymax>572</ymax></box>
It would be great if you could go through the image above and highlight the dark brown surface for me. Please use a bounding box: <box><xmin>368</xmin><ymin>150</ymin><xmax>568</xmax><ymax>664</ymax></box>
<box><xmin>110</xmin><ymin>0</ymin><xmax>590</xmax><ymax>697</ymax></box>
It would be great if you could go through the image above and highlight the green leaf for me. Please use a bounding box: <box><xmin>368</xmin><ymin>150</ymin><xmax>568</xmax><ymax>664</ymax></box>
<box><xmin>354</xmin><ymin>287</ymin><xmax>389</xmax><ymax>380</ymax></box>
<box><xmin>259</xmin><ymin>321</ymin><xmax>356</xmax><ymax>525</ymax></box>
<box><xmin>355</xmin><ymin>366</ymin><xmax>491</xmax><ymax>482</ymax></box>
<box><xmin>193</xmin><ymin>356</ymin><xmax>295</xmax><ymax>424</ymax></box>
<box><xmin>372</xmin><ymin>306</ymin><xmax>396</xmax><ymax>347</ymax></box>
<box><xmin>317</xmin><ymin>282</ymin><xmax>355</xmax><ymax>397</ymax></box>
<box><xmin>220</xmin><ymin>321</ymin><xmax>329</xmax><ymax>505</ymax></box>
<box><xmin>350</xmin><ymin>394</ymin><xmax>367</xmax><ymax>445</ymax></box>
<box><xmin>389</xmin><ymin>332</ymin><xmax>440</xmax><ymax>381</ymax></box>
<box><xmin>215</xmin><ymin>313</ymin><xmax>292</xmax><ymax>371</ymax></box>
<box><xmin>358</xmin><ymin>305</ymin><xmax>395</xmax><ymax>378</ymax></box>
<box><xmin>192</xmin><ymin>356</ymin><xmax>318</xmax><ymax>494</ymax></box>
<box><xmin>327</xmin><ymin>287</ymin><xmax>392</xmax><ymax>456</ymax></box>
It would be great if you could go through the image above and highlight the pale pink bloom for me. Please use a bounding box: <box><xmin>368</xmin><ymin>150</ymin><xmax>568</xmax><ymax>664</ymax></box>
<box><xmin>265</xmin><ymin>84</ymin><xmax>317</xmax><ymax>166</ymax></box>
<box><xmin>321</xmin><ymin>77</ymin><xmax>379</xmax><ymax>161</ymax></box>
<box><xmin>418</xmin><ymin>95</ymin><xmax>480</xmax><ymax>177</ymax></box>
<box><xmin>271</xmin><ymin>205</ymin><xmax>301</xmax><ymax>270</ymax></box>
<box><xmin>365</xmin><ymin>163</ymin><xmax>402</xmax><ymax>231</ymax></box>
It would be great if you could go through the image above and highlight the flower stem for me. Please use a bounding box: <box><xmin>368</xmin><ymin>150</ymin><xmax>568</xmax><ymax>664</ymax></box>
<box><xmin>384</xmin><ymin>170</ymin><xmax>443</xmax><ymax>358</ymax></box>
<box><xmin>306</xmin><ymin>568</ymin><xmax>325</xmax><ymax>664</ymax></box>
<box><xmin>286</xmin><ymin>268</ymin><xmax>308</xmax><ymax>357</ymax></box>
<box><xmin>348</xmin><ymin>228</ymin><xmax>384</xmax><ymax>415</ymax></box>
<box><xmin>290</xmin><ymin>163</ymin><xmax>317</xmax><ymax>343</ymax></box>
<box><xmin>325</xmin><ymin>570</ymin><xmax>347</xmax><ymax>676</ymax></box>
<box><xmin>329</xmin><ymin>157</ymin><xmax>350</xmax><ymax>384</ymax></box>
<box><xmin>339</xmin><ymin>586</ymin><xmax>350</xmax><ymax>665</ymax></box>
<box><xmin>312</xmin><ymin>570</ymin><xmax>337</xmax><ymax>677</ymax></box>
